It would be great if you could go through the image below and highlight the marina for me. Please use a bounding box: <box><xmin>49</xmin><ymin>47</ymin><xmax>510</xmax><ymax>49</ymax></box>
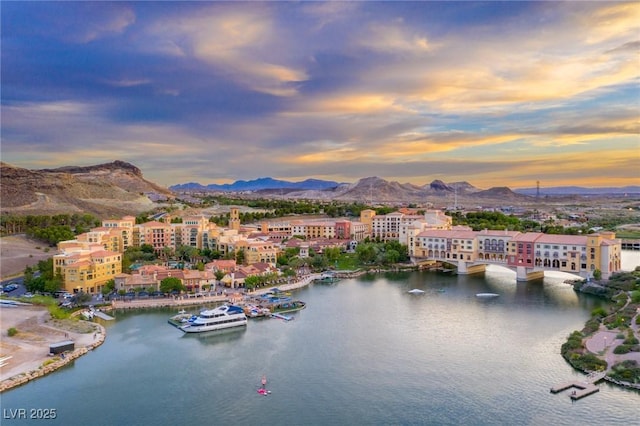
<box><xmin>2</xmin><ymin>269</ymin><xmax>639</xmax><ymax>425</ymax></box>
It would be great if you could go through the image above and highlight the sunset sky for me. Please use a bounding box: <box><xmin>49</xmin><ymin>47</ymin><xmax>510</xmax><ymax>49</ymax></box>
<box><xmin>1</xmin><ymin>1</ymin><xmax>638</xmax><ymax>189</ymax></box>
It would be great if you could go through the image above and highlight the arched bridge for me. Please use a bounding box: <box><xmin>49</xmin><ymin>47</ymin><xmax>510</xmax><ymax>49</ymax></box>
<box><xmin>412</xmin><ymin>255</ymin><xmax>589</xmax><ymax>282</ymax></box>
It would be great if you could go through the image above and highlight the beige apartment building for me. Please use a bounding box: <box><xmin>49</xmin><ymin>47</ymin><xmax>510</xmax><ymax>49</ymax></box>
<box><xmin>372</xmin><ymin>209</ymin><xmax>453</xmax><ymax>244</ymax></box>
<box><xmin>54</xmin><ymin>243</ymin><xmax>122</xmax><ymax>294</ymax></box>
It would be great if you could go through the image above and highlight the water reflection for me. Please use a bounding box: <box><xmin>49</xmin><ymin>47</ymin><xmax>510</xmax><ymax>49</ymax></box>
<box><xmin>181</xmin><ymin>326</ymin><xmax>247</xmax><ymax>345</ymax></box>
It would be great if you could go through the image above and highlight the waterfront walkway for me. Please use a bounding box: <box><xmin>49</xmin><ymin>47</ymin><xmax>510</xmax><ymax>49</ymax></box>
<box><xmin>110</xmin><ymin>273</ymin><xmax>323</xmax><ymax>310</ymax></box>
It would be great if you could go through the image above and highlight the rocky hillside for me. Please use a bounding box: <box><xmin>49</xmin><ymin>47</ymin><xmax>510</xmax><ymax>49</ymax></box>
<box><xmin>1</xmin><ymin>161</ymin><xmax>173</xmax><ymax>217</ymax></box>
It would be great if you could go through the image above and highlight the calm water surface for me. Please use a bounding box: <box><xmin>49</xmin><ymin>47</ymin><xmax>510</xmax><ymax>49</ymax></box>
<box><xmin>2</xmin><ymin>263</ymin><xmax>639</xmax><ymax>425</ymax></box>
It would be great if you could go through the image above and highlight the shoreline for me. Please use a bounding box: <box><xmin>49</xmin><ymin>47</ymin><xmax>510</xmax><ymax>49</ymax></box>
<box><xmin>0</xmin><ymin>316</ymin><xmax>106</xmax><ymax>393</ymax></box>
<box><xmin>5</xmin><ymin>268</ymin><xmax>636</xmax><ymax>394</ymax></box>
<box><xmin>109</xmin><ymin>273</ymin><xmax>332</xmax><ymax>310</ymax></box>
<box><xmin>0</xmin><ymin>273</ymin><xmax>328</xmax><ymax>393</ymax></box>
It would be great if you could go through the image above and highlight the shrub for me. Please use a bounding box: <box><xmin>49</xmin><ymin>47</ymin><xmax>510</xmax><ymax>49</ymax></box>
<box><xmin>624</xmin><ymin>331</ymin><xmax>639</xmax><ymax>345</ymax></box>
<box><xmin>42</xmin><ymin>357</ymin><xmax>60</xmax><ymax>367</ymax></box>
<box><xmin>614</xmin><ymin>345</ymin><xmax>632</xmax><ymax>355</ymax></box>
<box><xmin>609</xmin><ymin>360</ymin><xmax>640</xmax><ymax>384</ymax></box>
<box><xmin>7</xmin><ymin>327</ymin><xmax>18</xmax><ymax>337</ymax></box>
<box><xmin>582</xmin><ymin>318</ymin><xmax>601</xmax><ymax>334</ymax></box>
<box><xmin>591</xmin><ymin>307</ymin><xmax>608</xmax><ymax>318</ymax></box>
<box><xmin>48</xmin><ymin>305</ymin><xmax>71</xmax><ymax>320</ymax></box>
<box><xmin>572</xmin><ymin>353</ymin><xmax>607</xmax><ymax>371</ymax></box>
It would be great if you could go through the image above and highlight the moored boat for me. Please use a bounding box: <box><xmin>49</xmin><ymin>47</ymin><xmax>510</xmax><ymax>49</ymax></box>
<box><xmin>179</xmin><ymin>305</ymin><xmax>248</xmax><ymax>333</ymax></box>
<box><xmin>476</xmin><ymin>293</ymin><xmax>499</xmax><ymax>298</ymax></box>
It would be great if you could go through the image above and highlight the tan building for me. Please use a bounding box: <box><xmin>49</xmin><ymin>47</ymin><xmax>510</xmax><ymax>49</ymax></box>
<box><xmin>374</xmin><ymin>209</ymin><xmax>452</xmax><ymax>244</ymax></box>
<box><xmin>54</xmin><ymin>243</ymin><xmax>122</xmax><ymax>294</ymax></box>
<box><xmin>413</xmin><ymin>228</ymin><xmax>622</xmax><ymax>281</ymax></box>
<box><xmin>237</xmin><ymin>240</ymin><xmax>279</xmax><ymax>266</ymax></box>
<box><xmin>102</xmin><ymin>215</ymin><xmax>136</xmax><ymax>251</ymax></box>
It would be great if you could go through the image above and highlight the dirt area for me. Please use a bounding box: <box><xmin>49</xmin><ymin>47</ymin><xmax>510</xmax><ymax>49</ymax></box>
<box><xmin>0</xmin><ymin>305</ymin><xmax>98</xmax><ymax>382</ymax></box>
<box><xmin>0</xmin><ymin>234</ymin><xmax>53</xmax><ymax>279</ymax></box>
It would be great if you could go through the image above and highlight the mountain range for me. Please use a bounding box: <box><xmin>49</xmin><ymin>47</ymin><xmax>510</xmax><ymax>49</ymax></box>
<box><xmin>170</xmin><ymin>177</ymin><xmax>341</xmax><ymax>192</ymax></box>
<box><xmin>2</xmin><ymin>160</ymin><xmax>636</xmax><ymax>218</ymax></box>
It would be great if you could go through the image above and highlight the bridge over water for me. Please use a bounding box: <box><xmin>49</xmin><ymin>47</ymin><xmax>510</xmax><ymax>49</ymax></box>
<box><xmin>412</xmin><ymin>256</ymin><xmax>587</xmax><ymax>282</ymax></box>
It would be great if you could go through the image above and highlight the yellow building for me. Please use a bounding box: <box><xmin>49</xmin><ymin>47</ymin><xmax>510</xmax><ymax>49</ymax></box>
<box><xmin>102</xmin><ymin>215</ymin><xmax>136</xmax><ymax>251</ymax></box>
<box><xmin>54</xmin><ymin>243</ymin><xmax>122</xmax><ymax>294</ymax></box>
<box><xmin>359</xmin><ymin>209</ymin><xmax>375</xmax><ymax>235</ymax></box>
<box><xmin>237</xmin><ymin>240</ymin><xmax>279</xmax><ymax>266</ymax></box>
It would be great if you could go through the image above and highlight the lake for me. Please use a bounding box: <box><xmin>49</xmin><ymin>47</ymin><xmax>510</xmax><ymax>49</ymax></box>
<box><xmin>2</xmin><ymin>255</ymin><xmax>639</xmax><ymax>425</ymax></box>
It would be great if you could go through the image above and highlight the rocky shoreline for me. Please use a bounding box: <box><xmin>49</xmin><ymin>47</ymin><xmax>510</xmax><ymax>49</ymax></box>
<box><xmin>0</xmin><ymin>322</ymin><xmax>106</xmax><ymax>393</ymax></box>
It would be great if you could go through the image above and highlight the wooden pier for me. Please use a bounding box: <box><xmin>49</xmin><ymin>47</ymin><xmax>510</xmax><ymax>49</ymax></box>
<box><xmin>550</xmin><ymin>371</ymin><xmax>606</xmax><ymax>400</ymax></box>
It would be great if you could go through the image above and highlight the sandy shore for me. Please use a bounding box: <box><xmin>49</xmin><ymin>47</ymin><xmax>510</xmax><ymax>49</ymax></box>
<box><xmin>0</xmin><ymin>304</ymin><xmax>104</xmax><ymax>392</ymax></box>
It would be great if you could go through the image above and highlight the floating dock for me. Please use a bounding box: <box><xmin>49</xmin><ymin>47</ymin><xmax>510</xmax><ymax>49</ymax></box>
<box><xmin>92</xmin><ymin>311</ymin><xmax>115</xmax><ymax>321</ymax></box>
<box><xmin>271</xmin><ymin>313</ymin><xmax>293</xmax><ymax>321</ymax></box>
<box><xmin>550</xmin><ymin>371</ymin><xmax>605</xmax><ymax>400</ymax></box>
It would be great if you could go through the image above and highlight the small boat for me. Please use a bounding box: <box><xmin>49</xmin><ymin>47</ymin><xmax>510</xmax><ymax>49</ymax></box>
<box><xmin>476</xmin><ymin>293</ymin><xmax>499</xmax><ymax>298</ymax></box>
<box><xmin>257</xmin><ymin>388</ymin><xmax>271</xmax><ymax>395</ymax></box>
<box><xmin>408</xmin><ymin>289</ymin><xmax>425</xmax><ymax>294</ymax></box>
<box><xmin>178</xmin><ymin>309</ymin><xmax>186</xmax><ymax>315</ymax></box>
<box><xmin>81</xmin><ymin>309</ymin><xmax>94</xmax><ymax>320</ymax></box>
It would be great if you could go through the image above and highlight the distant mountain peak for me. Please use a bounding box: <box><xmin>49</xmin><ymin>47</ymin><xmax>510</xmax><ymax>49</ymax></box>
<box><xmin>429</xmin><ymin>179</ymin><xmax>453</xmax><ymax>191</ymax></box>
<box><xmin>41</xmin><ymin>160</ymin><xmax>143</xmax><ymax>177</ymax></box>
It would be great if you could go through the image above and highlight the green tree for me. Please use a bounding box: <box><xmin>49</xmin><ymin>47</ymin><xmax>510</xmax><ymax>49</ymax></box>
<box><xmin>593</xmin><ymin>269</ymin><xmax>602</xmax><ymax>280</ymax></box>
<box><xmin>356</xmin><ymin>243</ymin><xmax>377</xmax><ymax>264</ymax></box>
<box><xmin>102</xmin><ymin>279</ymin><xmax>116</xmax><ymax>295</ymax></box>
<box><xmin>235</xmin><ymin>249</ymin><xmax>245</xmax><ymax>265</ymax></box>
<box><xmin>323</xmin><ymin>247</ymin><xmax>341</xmax><ymax>263</ymax></box>
<box><xmin>244</xmin><ymin>275</ymin><xmax>261</xmax><ymax>290</ymax></box>
<box><xmin>384</xmin><ymin>249</ymin><xmax>400</xmax><ymax>265</ymax></box>
<box><xmin>160</xmin><ymin>277</ymin><xmax>185</xmax><ymax>294</ymax></box>
<box><xmin>140</xmin><ymin>244</ymin><xmax>155</xmax><ymax>254</ymax></box>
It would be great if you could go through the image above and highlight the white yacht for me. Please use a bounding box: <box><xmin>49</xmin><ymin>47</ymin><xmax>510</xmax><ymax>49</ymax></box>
<box><xmin>179</xmin><ymin>305</ymin><xmax>248</xmax><ymax>333</ymax></box>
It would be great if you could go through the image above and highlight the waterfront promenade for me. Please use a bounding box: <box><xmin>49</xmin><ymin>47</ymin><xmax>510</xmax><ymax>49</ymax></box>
<box><xmin>110</xmin><ymin>273</ymin><xmax>323</xmax><ymax>310</ymax></box>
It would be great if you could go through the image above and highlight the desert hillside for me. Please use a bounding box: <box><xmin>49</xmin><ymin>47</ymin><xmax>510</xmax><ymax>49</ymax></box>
<box><xmin>0</xmin><ymin>161</ymin><xmax>173</xmax><ymax>217</ymax></box>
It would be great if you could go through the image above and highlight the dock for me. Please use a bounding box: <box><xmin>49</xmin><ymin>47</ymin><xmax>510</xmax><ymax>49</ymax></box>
<box><xmin>271</xmin><ymin>313</ymin><xmax>293</xmax><ymax>321</ymax></box>
<box><xmin>550</xmin><ymin>371</ymin><xmax>606</xmax><ymax>400</ymax></box>
<box><xmin>92</xmin><ymin>311</ymin><xmax>115</xmax><ymax>321</ymax></box>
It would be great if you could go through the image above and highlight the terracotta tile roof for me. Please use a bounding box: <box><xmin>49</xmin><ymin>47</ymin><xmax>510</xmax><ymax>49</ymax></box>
<box><xmin>535</xmin><ymin>234</ymin><xmax>587</xmax><ymax>245</ymax></box>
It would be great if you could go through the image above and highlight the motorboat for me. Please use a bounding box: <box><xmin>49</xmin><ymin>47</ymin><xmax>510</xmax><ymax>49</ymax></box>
<box><xmin>476</xmin><ymin>293</ymin><xmax>500</xmax><ymax>298</ymax></box>
<box><xmin>81</xmin><ymin>309</ymin><xmax>95</xmax><ymax>320</ymax></box>
<box><xmin>408</xmin><ymin>289</ymin><xmax>425</xmax><ymax>294</ymax></box>
<box><xmin>179</xmin><ymin>305</ymin><xmax>248</xmax><ymax>333</ymax></box>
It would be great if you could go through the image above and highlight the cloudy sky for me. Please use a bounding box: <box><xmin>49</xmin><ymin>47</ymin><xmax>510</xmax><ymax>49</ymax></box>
<box><xmin>1</xmin><ymin>1</ymin><xmax>638</xmax><ymax>189</ymax></box>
